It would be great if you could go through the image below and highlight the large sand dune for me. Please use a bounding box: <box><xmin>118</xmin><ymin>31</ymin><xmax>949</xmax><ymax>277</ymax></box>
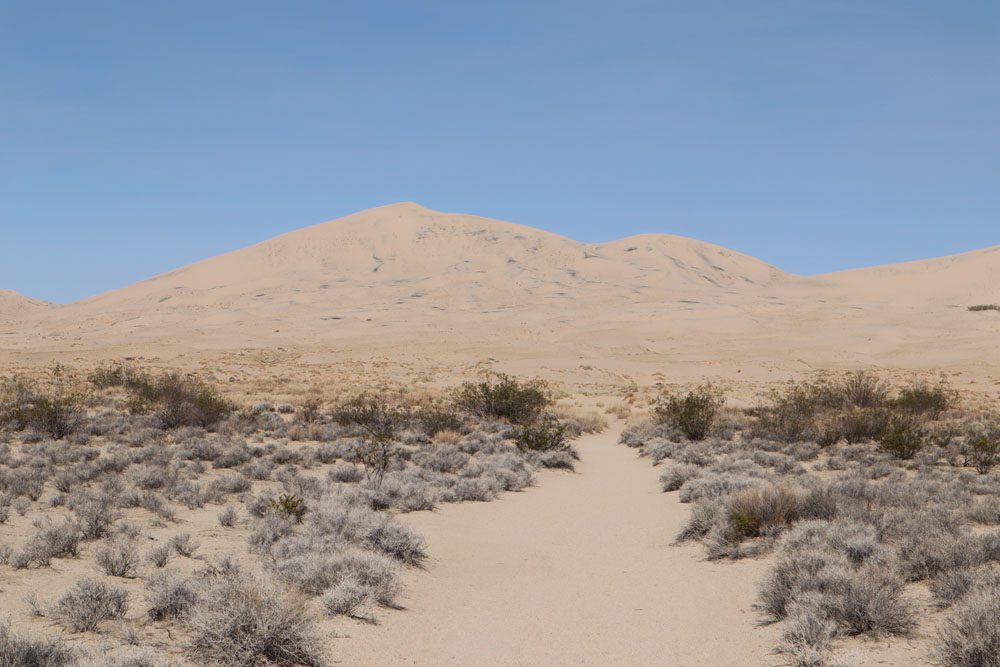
<box><xmin>2</xmin><ymin>203</ymin><xmax>998</xmax><ymax>385</ymax></box>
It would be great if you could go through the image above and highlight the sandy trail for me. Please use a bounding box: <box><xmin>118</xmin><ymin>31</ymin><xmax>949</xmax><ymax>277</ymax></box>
<box><xmin>335</xmin><ymin>424</ymin><xmax>780</xmax><ymax>666</ymax></box>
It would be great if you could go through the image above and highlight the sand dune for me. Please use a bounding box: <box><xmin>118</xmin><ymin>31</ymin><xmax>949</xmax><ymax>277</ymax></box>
<box><xmin>0</xmin><ymin>289</ymin><xmax>52</xmax><ymax>319</ymax></box>
<box><xmin>2</xmin><ymin>203</ymin><xmax>998</xmax><ymax>385</ymax></box>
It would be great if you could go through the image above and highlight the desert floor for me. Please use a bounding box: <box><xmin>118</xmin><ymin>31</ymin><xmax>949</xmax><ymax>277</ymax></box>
<box><xmin>336</xmin><ymin>422</ymin><xmax>929</xmax><ymax>666</ymax></box>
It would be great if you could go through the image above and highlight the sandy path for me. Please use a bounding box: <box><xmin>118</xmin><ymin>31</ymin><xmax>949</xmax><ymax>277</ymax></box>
<box><xmin>335</xmin><ymin>424</ymin><xmax>780</xmax><ymax>666</ymax></box>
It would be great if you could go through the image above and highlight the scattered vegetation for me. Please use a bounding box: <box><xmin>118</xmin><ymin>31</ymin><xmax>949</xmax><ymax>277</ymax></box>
<box><xmin>623</xmin><ymin>371</ymin><xmax>1000</xmax><ymax>665</ymax></box>
<box><xmin>0</xmin><ymin>364</ymin><xmax>583</xmax><ymax>659</ymax></box>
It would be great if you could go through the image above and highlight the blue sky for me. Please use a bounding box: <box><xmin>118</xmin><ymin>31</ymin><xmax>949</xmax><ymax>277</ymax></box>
<box><xmin>2</xmin><ymin>1</ymin><xmax>997</xmax><ymax>303</ymax></box>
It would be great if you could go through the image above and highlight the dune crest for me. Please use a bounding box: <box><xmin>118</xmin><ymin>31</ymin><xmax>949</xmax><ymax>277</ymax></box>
<box><xmin>3</xmin><ymin>203</ymin><xmax>998</xmax><ymax>382</ymax></box>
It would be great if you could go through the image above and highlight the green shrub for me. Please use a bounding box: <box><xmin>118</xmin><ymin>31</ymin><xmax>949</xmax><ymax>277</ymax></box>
<box><xmin>123</xmin><ymin>372</ymin><xmax>233</xmax><ymax>429</ymax></box>
<box><xmin>333</xmin><ymin>394</ymin><xmax>406</xmax><ymax>488</ymax></box>
<box><xmin>0</xmin><ymin>368</ymin><xmax>85</xmax><ymax>439</ymax></box>
<box><xmin>414</xmin><ymin>406</ymin><xmax>464</xmax><ymax>436</ymax></box>
<box><xmin>876</xmin><ymin>416</ymin><xmax>925</xmax><ymax>459</ymax></box>
<box><xmin>893</xmin><ymin>381</ymin><xmax>951</xmax><ymax>418</ymax></box>
<box><xmin>270</xmin><ymin>494</ymin><xmax>306</xmax><ymax>523</ymax></box>
<box><xmin>456</xmin><ymin>373</ymin><xmax>549</xmax><ymax>424</ymax></box>
<box><xmin>513</xmin><ymin>416</ymin><xmax>570</xmax><ymax>453</ymax></box>
<box><xmin>653</xmin><ymin>384</ymin><xmax>724</xmax><ymax>441</ymax></box>
<box><xmin>967</xmin><ymin>433</ymin><xmax>1000</xmax><ymax>474</ymax></box>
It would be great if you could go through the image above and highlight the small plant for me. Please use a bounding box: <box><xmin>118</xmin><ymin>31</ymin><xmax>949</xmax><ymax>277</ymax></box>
<box><xmin>94</xmin><ymin>537</ymin><xmax>139</xmax><ymax>577</ymax></box>
<box><xmin>146</xmin><ymin>572</ymin><xmax>199</xmax><ymax>621</ymax></box>
<box><xmin>55</xmin><ymin>577</ymin><xmax>129</xmax><ymax>632</ymax></box>
<box><xmin>456</xmin><ymin>373</ymin><xmax>550</xmax><ymax>424</ymax></box>
<box><xmin>967</xmin><ymin>433</ymin><xmax>1000</xmax><ymax>474</ymax></box>
<box><xmin>218</xmin><ymin>505</ymin><xmax>238</xmax><ymax>527</ymax></box>
<box><xmin>876</xmin><ymin>416</ymin><xmax>925</xmax><ymax>459</ymax></box>
<box><xmin>653</xmin><ymin>384</ymin><xmax>724</xmax><ymax>441</ymax></box>
<box><xmin>169</xmin><ymin>533</ymin><xmax>200</xmax><ymax>558</ymax></box>
<box><xmin>513</xmin><ymin>416</ymin><xmax>570</xmax><ymax>453</ymax></box>
<box><xmin>147</xmin><ymin>544</ymin><xmax>171</xmax><ymax>568</ymax></box>
<box><xmin>270</xmin><ymin>494</ymin><xmax>307</xmax><ymax>523</ymax></box>
<box><xmin>333</xmin><ymin>393</ymin><xmax>406</xmax><ymax>488</ymax></box>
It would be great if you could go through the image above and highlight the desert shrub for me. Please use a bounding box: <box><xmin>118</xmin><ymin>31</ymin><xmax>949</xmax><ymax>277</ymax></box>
<box><xmin>328</xmin><ymin>462</ymin><xmax>363</xmax><ymax>483</ymax></box>
<box><xmin>218</xmin><ymin>505</ymin><xmax>238</xmax><ymax>527</ymax></box>
<box><xmin>513</xmin><ymin>416</ymin><xmax>570</xmax><ymax>453</ymax></box>
<box><xmin>146</xmin><ymin>544</ymin><xmax>171</xmax><ymax>568</ymax></box>
<box><xmin>778</xmin><ymin>594</ymin><xmax>838</xmax><ymax>665</ymax></box>
<box><xmin>659</xmin><ymin>463</ymin><xmax>701</xmax><ymax>492</ymax></box>
<box><xmin>968</xmin><ymin>304</ymin><xmax>1000</xmax><ymax>312</ymax></box>
<box><xmin>146</xmin><ymin>572</ymin><xmax>199</xmax><ymax>621</ymax></box>
<box><xmin>830</xmin><ymin>565</ymin><xmax>915</xmax><ymax>636</ymax></box>
<box><xmin>14</xmin><ymin>518</ymin><xmax>82</xmax><ymax>568</ymax></box>
<box><xmin>170</xmin><ymin>533</ymin><xmax>200</xmax><ymax>558</ymax></box>
<box><xmin>0</xmin><ymin>621</ymin><xmax>75</xmax><ymax>667</ymax></box>
<box><xmin>934</xmin><ymin>585</ymin><xmax>1000</xmax><ymax>667</ymax></box>
<box><xmin>893</xmin><ymin>380</ymin><xmax>951</xmax><ymax>418</ymax></box>
<box><xmin>88</xmin><ymin>363</ymin><xmax>148</xmax><ymax>390</ymax></box>
<box><xmin>271</xmin><ymin>494</ymin><xmax>307</xmax><ymax>523</ymax></box>
<box><xmin>184</xmin><ymin>571</ymin><xmax>327</xmax><ymax>667</ymax></box>
<box><xmin>826</xmin><ymin>407</ymin><xmax>889</xmax><ymax>444</ymax></box>
<box><xmin>55</xmin><ymin>578</ymin><xmax>128</xmax><ymax>632</ymax></box>
<box><xmin>125</xmin><ymin>372</ymin><xmax>233</xmax><ymax>429</ymax></box>
<box><xmin>653</xmin><ymin>384</ymin><xmax>724</xmax><ymax>441</ymax></box>
<box><xmin>94</xmin><ymin>537</ymin><xmax>138</xmax><ymax>577</ymax></box>
<box><xmin>876</xmin><ymin>416</ymin><xmax>925</xmax><ymax>459</ymax></box>
<box><xmin>0</xmin><ymin>370</ymin><xmax>84</xmax><ymax>439</ymax></box>
<box><xmin>726</xmin><ymin>485</ymin><xmax>807</xmax><ymax>539</ymax></box>
<box><xmin>456</xmin><ymin>373</ymin><xmax>549</xmax><ymax>424</ymax></box>
<box><xmin>967</xmin><ymin>433</ymin><xmax>1000</xmax><ymax>475</ymax></box>
<box><xmin>414</xmin><ymin>406</ymin><xmax>464</xmax><ymax>436</ymax></box>
<box><xmin>333</xmin><ymin>394</ymin><xmax>406</xmax><ymax>488</ymax></box>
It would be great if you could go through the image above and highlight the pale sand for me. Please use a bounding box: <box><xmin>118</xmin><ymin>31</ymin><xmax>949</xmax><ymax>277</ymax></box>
<box><xmin>337</xmin><ymin>424</ymin><xmax>780</xmax><ymax>666</ymax></box>
<box><xmin>336</xmin><ymin>424</ymin><xmax>932</xmax><ymax>666</ymax></box>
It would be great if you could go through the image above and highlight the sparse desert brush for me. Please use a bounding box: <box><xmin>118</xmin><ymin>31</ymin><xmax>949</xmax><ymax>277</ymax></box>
<box><xmin>146</xmin><ymin>571</ymin><xmax>199</xmax><ymax>621</ymax></box>
<box><xmin>95</xmin><ymin>536</ymin><xmax>139</xmax><ymax>577</ymax></box>
<box><xmin>123</xmin><ymin>371</ymin><xmax>234</xmax><ymax>429</ymax></box>
<box><xmin>184</xmin><ymin>570</ymin><xmax>327</xmax><ymax>667</ymax></box>
<box><xmin>271</xmin><ymin>494</ymin><xmax>307</xmax><ymax>523</ymax></box>
<box><xmin>55</xmin><ymin>577</ymin><xmax>129</xmax><ymax>632</ymax></box>
<box><xmin>605</xmin><ymin>403</ymin><xmax>631</xmax><ymax>420</ymax></box>
<box><xmin>934</xmin><ymin>584</ymin><xmax>1000</xmax><ymax>667</ymax></box>
<box><xmin>0</xmin><ymin>620</ymin><xmax>75</xmax><ymax>666</ymax></box>
<box><xmin>653</xmin><ymin>384</ymin><xmax>724</xmax><ymax>441</ymax></box>
<box><xmin>0</xmin><ymin>367</ymin><xmax>85</xmax><ymax>439</ymax></box>
<box><xmin>456</xmin><ymin>373</ymin><xmax>550</xmax><ymax>424</ymax></box>
<box><xmin>968</xmin><ymin>304</ymin><xmax>1000</xmax><ymax>312</ymax></box>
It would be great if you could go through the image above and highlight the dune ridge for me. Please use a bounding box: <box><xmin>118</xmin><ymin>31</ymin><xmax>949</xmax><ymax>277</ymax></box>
<box><xmin>2</xmin><ymin>203</ymin><xmax>998</xmax><ymax>384</ymax></box>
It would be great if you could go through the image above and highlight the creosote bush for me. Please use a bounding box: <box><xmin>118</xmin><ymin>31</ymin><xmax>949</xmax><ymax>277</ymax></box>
<box><xmin>513</xmin><ymin>416</ymin><xmax>570</xmax><ymax>453</ymax></box>
<box><xmin>653</xmin><ymin>384</ymin><xmax>724</xmax><ymax>441</ymax></box>
<box><xmin>456</xmin><ymin>373</ymin><xmax>549</xmax><ymax>424</ymax></box>
<box><xmin>94</xmin><ymin>367</ymin><xmax>234</xmax><ymax>429</ymax></box>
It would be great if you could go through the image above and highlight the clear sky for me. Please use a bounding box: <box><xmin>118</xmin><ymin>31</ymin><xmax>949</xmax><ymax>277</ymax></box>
<box><xmin>2</xmin><ymin>1</ymin><xmax>998</xmax><ymax>303</ymax></box>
